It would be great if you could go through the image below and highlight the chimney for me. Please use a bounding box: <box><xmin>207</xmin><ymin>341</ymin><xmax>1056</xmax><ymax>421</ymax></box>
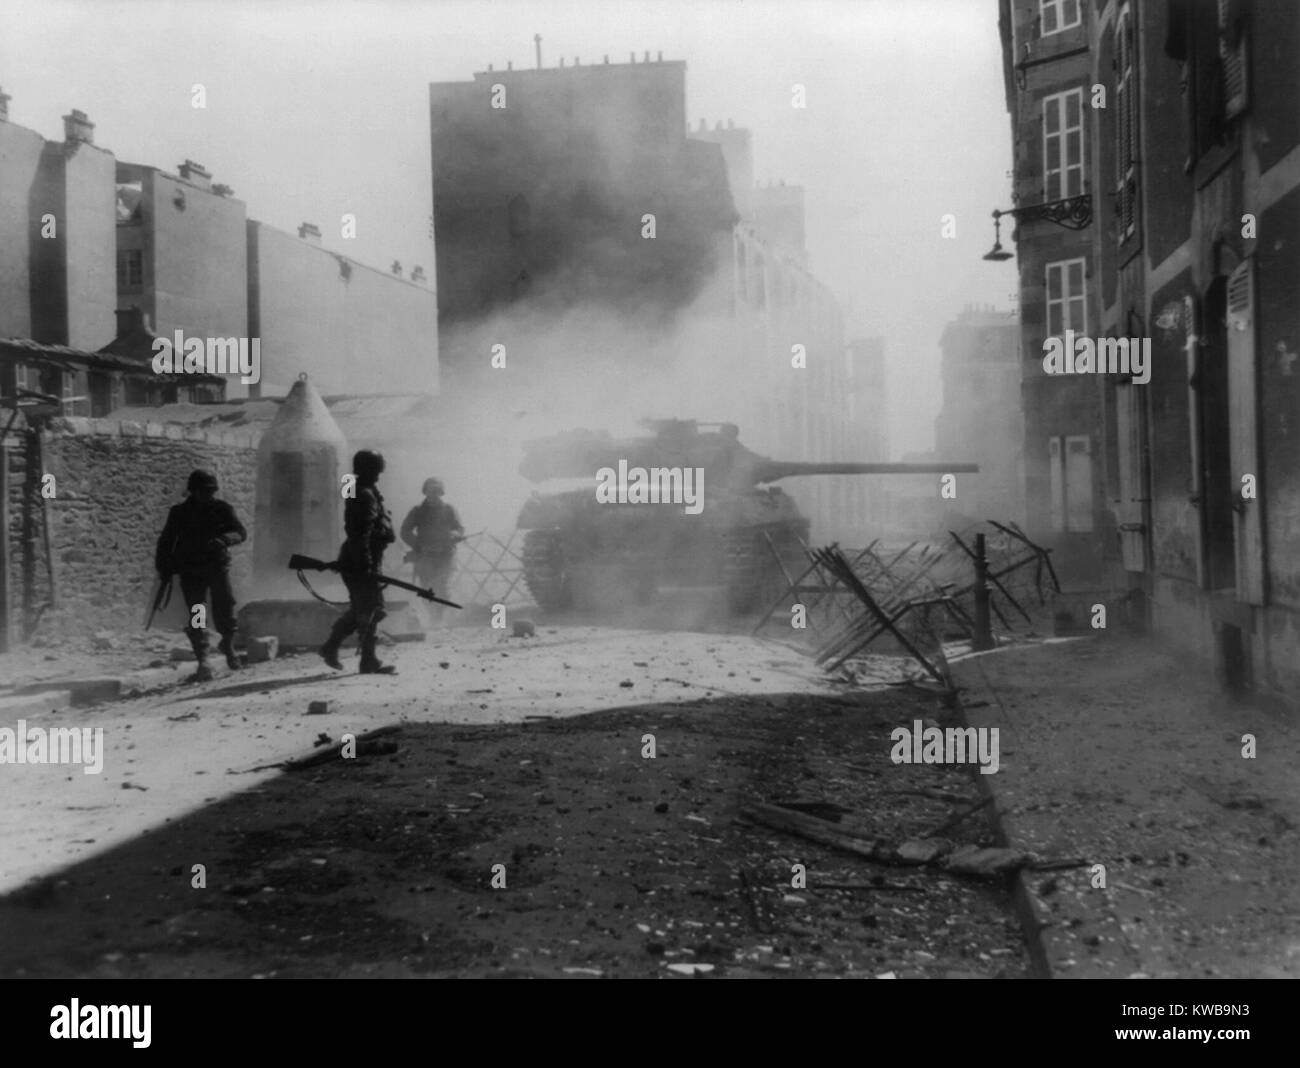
<box><xmin>62</xmin><ymin>109</ymin><xmax>94</xmax><ymax>145</ymax></box>
<box><xmin>298</xmin><ymin>222</ymin><xmax>322</xmax><ymax>244</ymax></box>
<box><xmin>177</xmin><ymin>159</ymin><xmax>211</xmax><ymax>190</ymax></box>
<box><xmin>534</xmin><ymin>33</ymin><xmax>542</xmax><ymax>69</ymax></box>
<box><xmin>559</xmin><ymin>57</ymin><xmax>564</xmax><ymax>67</ymax></box>
<box><xmin>411</xmin><ymin>265</ymin><xmax>426</xmax><ymax>283</ymax></box>
<box><xmin>391</xmin><ymin>260</ymin><xmax>403</xmax><ymax>277</ymax></box>
<box><xmin>507</xmin><ymin>60</ymin><xmax>513</xmax><ymax>70</ymax></box>
<box><xmin>603</xmin><ymin>54</ymin><xmax>609</xmax><ymax>63</ymax></box>
<box><xmin>644</xmin><ymin>50</ymin><xmax>650</xmax><ymax>62</ymax></box>
<box><xmin>0</xmin><ymin>87</ymin><xmax>10</xmax><ymax>122</ymax></box>
<box><xmin>488</xmin><ymin>63</ymin><xmax>493</xmax><ymax>71</ymax></box>
<box><xmin>629</xmin><ymin>51</ymin><xmax>635</xmax><ymax>62</ymax></box>
<box><xmin>657</xmin><ymin>50</ymin><xmax>663</xmax><ymax>61</ymax></box>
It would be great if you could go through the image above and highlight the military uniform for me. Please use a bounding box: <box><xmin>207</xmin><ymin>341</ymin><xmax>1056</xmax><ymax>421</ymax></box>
<box><xmin>155</xmin><ymin>470</ymin><xmax>246</xmax><ymax>678</ymax></box>
<box><xmin>401</xmin><ymin>497</ymin><xmax>462</xmax><ymax>595</ymax></box>
<box><xmin>321</xmin><ymin>451</ymin><xmax>397</xmax><ymax>673</ymax></box>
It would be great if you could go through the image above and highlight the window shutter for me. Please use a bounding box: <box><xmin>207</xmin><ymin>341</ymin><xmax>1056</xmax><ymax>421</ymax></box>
<box><xmin>1226</xmin><ymin>259</ymin><xmax>1263</xmax><ymax>603</ymax></box>
<box><xmin>1218</xmin><ymin>0</ymin><xmax>1249</xmax><ymax>118</ymax></box>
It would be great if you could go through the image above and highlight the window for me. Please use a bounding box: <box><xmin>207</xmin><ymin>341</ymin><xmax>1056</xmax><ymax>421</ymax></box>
<box><xmin>1040</xmin><ymin>0</ymin><xmax>1080</xmax><ymax>37</ymax></box>
<box><xmin>1049</xmin><ymin>434</ymin><xmax>1094</xmax><ymax>532</ymax></box>
<box><xmin>1043</xmin><ymin>88</ymin><xmax>1084</xmax><ymax>200</ymax></box>
<box><xmin>117</xmin><ymin>249</ymin><xmax>143</xmax><ymax>289</ymax></box>
<box><xmin>1045</xmin><ymin>258</ymin><xmax>1087</xmax><ymax>338</ymax></box>
<box><xmin>15</xmin><ymin>363</ymin><xmax>30</xmax><ymax>393</ymax></box>
<box><xmin>1115</xmin><ymin>5</ymin><xmax>1138</xmax><ymax>242</ymax></box>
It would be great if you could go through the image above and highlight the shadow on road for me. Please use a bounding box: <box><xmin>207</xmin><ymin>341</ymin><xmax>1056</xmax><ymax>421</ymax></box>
<box><xmin>0</xmin><ymin>689</ymin><xmax>1028</xmax><ymax>979</ymax></box>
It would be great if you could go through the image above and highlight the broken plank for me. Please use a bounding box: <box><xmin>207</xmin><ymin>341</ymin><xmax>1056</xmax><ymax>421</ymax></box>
<box><xmin>743</xmin><ymin>802</ymin><xmax>886</xmax><ymax>860</ymax></box>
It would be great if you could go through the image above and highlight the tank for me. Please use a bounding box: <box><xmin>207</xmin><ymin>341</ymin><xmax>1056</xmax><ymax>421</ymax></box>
<box><xmin>515</xmin><ymin>419</ymin><xmax>978</xmax><ymax>614</ymax></box>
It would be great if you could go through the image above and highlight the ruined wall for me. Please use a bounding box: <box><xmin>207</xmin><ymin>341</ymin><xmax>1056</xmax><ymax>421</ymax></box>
<box><xmin>4</xmin><ymin>417</ymin><xmax>259</xmax><ymax>640</ymax></box>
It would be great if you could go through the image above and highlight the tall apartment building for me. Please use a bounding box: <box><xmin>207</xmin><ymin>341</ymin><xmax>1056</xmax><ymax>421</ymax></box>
<box><xmin>115</xmin><ymin>159</ymin><xmax>248</xmax><ymax>349</ymax></box>
<box><xmin>997</xmin><ymin>0</ymin><xmax>1300</xmax><ymax>709</ymax></box>
<box><xmin>429</xmin><ymin>53</ymin><xmax>738</xmax><ymax>390</ymax></box>
<box><xmin>935</xmin><ymin>305</ymin><xmax>1024</xmax><ymax>524</ymax></box>
<box><xmin>0</xmin><ymin>99</ymin><xmax>116</xmax><ymax>352</ymax></box>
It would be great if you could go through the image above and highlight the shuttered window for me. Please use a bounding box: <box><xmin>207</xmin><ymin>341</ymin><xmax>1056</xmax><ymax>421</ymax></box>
<box><xmin>1218</xmin><ymin>0</ymin><xmax>1248</xmax><ymax>119</ymax></box>
<box><xmin>1115</xmin><ymin>6</ymin><xmax>1138</xmax><ymax>243</ymax></box>
<box><xmin>1226</xmin><ymin>259</ymin><xmax>1263</xmax><ymax>603</ymax></box>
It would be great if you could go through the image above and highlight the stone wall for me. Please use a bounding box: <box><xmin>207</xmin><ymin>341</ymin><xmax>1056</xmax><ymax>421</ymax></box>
<box><xmin>4</xmin><ymin>416</ymin><xmax>260</xmax><ymax>640</ymax></box>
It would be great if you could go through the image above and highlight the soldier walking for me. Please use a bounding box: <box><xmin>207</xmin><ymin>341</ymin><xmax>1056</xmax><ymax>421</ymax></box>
<box><xmin>319</xmin><ymin>449</ymin><xmax>398</xmax><ymax>675</ymax></box>
<box><xmin>155</xmin><ymin>469</ymin><xmax>247</xmax><ymax>682</ymax></box>
<box><xmin>400</xmin><ymin>477</ymin><xmax>464</xmax><ymax>625</ymax></box>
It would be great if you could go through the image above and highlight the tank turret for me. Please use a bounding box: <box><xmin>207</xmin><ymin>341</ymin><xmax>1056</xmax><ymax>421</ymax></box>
<box><xmin>516</xmin><ymin>420</ymin><xmax>978</xmax><ymax>614</ymax></box>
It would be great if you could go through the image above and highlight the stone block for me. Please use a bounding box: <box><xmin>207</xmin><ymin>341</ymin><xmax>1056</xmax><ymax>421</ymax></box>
<box><xmin>246</xmin><ymin>635</ymin><xmax>279</xmax><ymax>663</ymax></box>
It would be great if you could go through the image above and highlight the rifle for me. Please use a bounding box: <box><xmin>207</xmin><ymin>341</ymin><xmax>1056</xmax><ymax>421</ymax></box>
<box><xmin>145</xmin><ymin>573</ymin><xmax>173</xmax><ymax>630</ymax></box>
<box><xmin>288</xmin><ymin>554</ymin><xmax>463</xmax><ymax>609</ymax></box>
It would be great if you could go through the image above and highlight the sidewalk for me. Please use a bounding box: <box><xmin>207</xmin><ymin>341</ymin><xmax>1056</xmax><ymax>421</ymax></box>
<box><xmin>951</xmin><ymin>634</ymin><xmax>1300</xmax><ymax>978</ymax></box>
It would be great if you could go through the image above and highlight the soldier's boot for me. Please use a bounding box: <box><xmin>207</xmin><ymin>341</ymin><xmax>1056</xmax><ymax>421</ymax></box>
<box><xmin>319</xmin><ymin>618</ymin><xmax>351</xmax><ymax>671</ymax></box>
<box><xmin>217</xmin><ymin>632</ymin><xmax>241</xmax><ymax>671</ymax></box>
<box><xmin>358</xmin><ymin>628</ymin><xmax>396</xmax><ymax>675</ymax></box>
<box><xmin>187</xmin><ymin>628</ymin><xmax>214</xmax><ymax>682</ymax></box>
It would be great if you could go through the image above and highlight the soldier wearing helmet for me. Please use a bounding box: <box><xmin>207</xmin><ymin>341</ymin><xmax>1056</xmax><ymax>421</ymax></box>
<box><xmin>154</xmin><ymin>468</ymin><xmax>248</xmax><ymax>681</ymax></box>
<box><xmin>319</xmin><ymin>449</ymin><xmax>398</xmax><ymax>674</ymax></box>
<box><xmin>400</xmin><ymin>476</ymin><xmax>464</xmax><ymax>625</ymax></box>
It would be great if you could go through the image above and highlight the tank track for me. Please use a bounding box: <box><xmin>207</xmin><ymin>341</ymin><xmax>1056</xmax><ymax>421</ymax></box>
<box><xmin>521</xmin><ymin>529</ymin><xmax>571</xmax><ymax>611</ymax></box>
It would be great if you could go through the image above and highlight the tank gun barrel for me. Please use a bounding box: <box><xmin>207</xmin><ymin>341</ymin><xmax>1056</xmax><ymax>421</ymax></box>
<box><xmin>752</xmin><ymin>460</ymin><xmax>979</xmax><ymax>483</ymax></box>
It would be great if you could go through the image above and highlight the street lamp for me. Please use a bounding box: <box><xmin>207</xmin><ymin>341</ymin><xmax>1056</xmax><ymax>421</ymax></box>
<box><xmin>981</xmin><ymin>194</ymin><xmax>1093</xmax><ymax>261</ymax></box>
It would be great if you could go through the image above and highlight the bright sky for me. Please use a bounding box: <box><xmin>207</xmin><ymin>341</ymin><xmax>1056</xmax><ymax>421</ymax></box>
<box><xmin>1</xmin><ymin>0</ymin><xmax>1016</xmax><ymax>456</ymax></box>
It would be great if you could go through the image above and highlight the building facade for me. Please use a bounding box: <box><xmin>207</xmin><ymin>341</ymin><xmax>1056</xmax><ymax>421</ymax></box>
<box><xmin>0</xmin><ymin>98</ymin><xmax>116</xmax><ymax>352</ymax></box>
<box><xmin>997</xmin><ymin>0</ymin><xmax>1106</xmax><ymax>586</ymax></box>
<box><xmin>115</xmin><ymin>159</ymin><xmax>248</xmax><ymax>352</ymax></box>
<box><xmin>247</xmin><ymin>220</ymin><xmax>439</xmax><ymax>399</ymax></box>
<box><xmin>999</xmin><ymin>0</ymin><xmax>1300</xmax><ymax>709</ymax></box>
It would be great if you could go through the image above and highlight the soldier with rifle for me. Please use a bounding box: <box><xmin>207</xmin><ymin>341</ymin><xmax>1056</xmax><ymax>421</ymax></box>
<box><xmin>318</xmin><ymin>449</ymin><xmax>399</xmax><ymax>675</ymax></box>
<box><xmin>154</xmin><ymin>469</ymin><xmax>247</xmax><ymax>682</ymax></box>
<box><xmin>400</xmin><ymin>476</ymin><xmax>464</xmax><ymax>626</ymax></box>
